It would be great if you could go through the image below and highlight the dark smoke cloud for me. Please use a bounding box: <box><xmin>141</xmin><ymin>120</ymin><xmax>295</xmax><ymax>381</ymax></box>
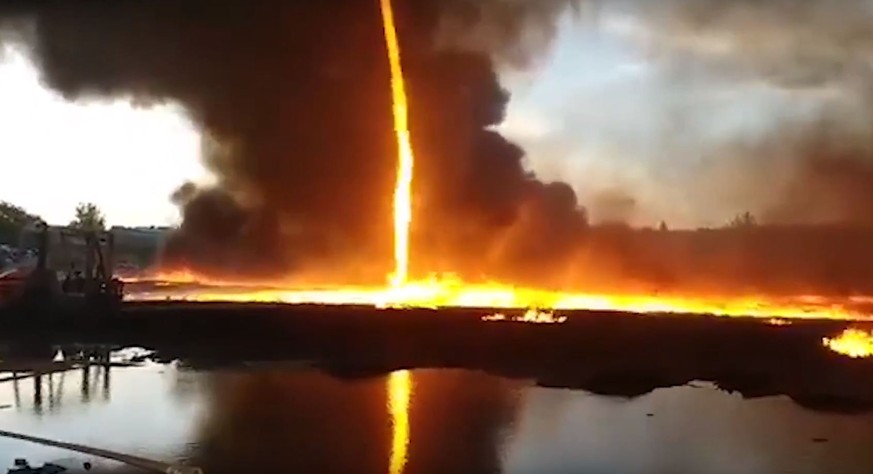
<box><xmin>0</xmin><ymin>0</ymin><xmax>411</xmax><ymax>280</ymax></box>
<box><xmin>0</xmin><ymin>0</ymin><xmax>590</xmax><ymax>284</ymax></box>
<box><xmin>456</xmin><ymin>0</ymin><xmax>873</xmax><ymax>230</ymax></box>
<box><xmin>444</xmin><ymin>0</ymin><xmax>873</xmax><ymax>294</ymax></box>
<box><xmin>433</xmin><ymin>0</ymin><xmax>580</xmax><ymax>68</ymax></box>
<box><xmin>751</xmin><ymin>122</ymin><xmax>873</xmax><ymax>226</ymax></box>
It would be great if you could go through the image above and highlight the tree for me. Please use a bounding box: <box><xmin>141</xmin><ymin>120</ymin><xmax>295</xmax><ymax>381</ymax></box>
<box><xmin>727</xmin><ymin>211</ymin><xmax>757</xmax><ymax>229</ymax></box>
<box><xmin>70</xmin><ymin>202</ymin><xmax>106</xmax><ymax>232</ymax></box>
<box><xmin>0</xmin><ymin>201</ymin><xmax>40</xmax><ymax>245</ymax></box>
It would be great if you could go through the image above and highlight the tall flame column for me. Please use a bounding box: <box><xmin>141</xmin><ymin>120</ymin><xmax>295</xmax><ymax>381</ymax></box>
<box><xmin>379</xmin><ymin>0</ymin><xmax>414</xmax><ymax>288</ymax></box>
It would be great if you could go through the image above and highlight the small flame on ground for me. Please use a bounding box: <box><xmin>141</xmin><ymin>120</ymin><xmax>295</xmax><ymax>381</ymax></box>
<box><xmin>765</xmin><ymin>318</ymin><xmax>792</xmax><ymax>326</ymax></box>
<box><xmin>823</xmin><ymin>328</ymin><xmax>873</xmax><ymax>358</ymax></box>
<box><xmin>482</xmin><ymin>309</ymin><xmax>568</xmax><ymax>324</ymax></box>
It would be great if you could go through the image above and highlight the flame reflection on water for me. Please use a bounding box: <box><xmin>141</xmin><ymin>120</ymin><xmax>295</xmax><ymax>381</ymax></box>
<box><xmin>388</xmin><ymin>370</ymin><xmax>412</xmax><ymax>474</ymax></box>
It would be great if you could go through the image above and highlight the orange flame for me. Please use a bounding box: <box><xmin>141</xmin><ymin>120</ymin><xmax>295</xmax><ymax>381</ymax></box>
<box><xmin>388</xmin><ymin>370</ymin><xmax>412</xmax><ymax>474</ymax></box>
<box><xmin>765</xmin><ymin>318</ymin><xmax>792</xmax><ymax>326</ymax></box>
<box><xmin>124</xmin><ymin>269</ymin><xmax>873</xmax><ymax>322</ymax></box>
<box><xmin>381</xmin><ymin>3</ymin><xmax>414</xmax><ymax>474</ymax></box>
<box><xmin>823</xmin><ymin>328</ymin><xmax>873</xmax><ymax>358</ymax></box>
<box><xmin>482</xmin><ymin>309</ymin><xmax>568</xmax><ymax>324</ymax></box>
<box><xmin>380</xmin><ymin>0</ymin><xmax>414</xmax><ymax>288</ymax></box>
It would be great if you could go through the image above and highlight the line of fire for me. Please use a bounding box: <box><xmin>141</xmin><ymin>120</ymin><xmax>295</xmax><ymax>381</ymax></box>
<box><xmin>1</xmin><ymin>5</ymin><xmax>873</xmax><ymax>466</ymax></box>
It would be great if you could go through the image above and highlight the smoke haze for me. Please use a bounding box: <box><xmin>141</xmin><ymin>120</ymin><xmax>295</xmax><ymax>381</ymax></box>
<box><xmin>497</xmin><ymin>0</ymin><xmax>873</xmax><ymax>228</ymax></box>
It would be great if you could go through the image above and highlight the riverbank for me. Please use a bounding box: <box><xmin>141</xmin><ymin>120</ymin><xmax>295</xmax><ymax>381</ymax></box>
<box><xmin>0</xmin><ymin>301</ymin><xmax>871</xmax><ymax>412</ymax></box>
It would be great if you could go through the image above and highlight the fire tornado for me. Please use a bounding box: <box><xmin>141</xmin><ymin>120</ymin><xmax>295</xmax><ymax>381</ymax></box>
<box><xmin>380</xmin><ymin>0</ymin><xmax>414</xmax><ymax>288</ymax></box>
<box><xmin>380</xmin><ymin>2</ymin><xmax>415</xmax><ymax>473</ymax></box>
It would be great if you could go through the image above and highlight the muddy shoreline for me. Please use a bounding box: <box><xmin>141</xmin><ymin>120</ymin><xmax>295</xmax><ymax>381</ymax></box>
<box><xmin>1</xmin><ymin>302</ymin><xmax>872</xmax><ymax>413</ymax></box>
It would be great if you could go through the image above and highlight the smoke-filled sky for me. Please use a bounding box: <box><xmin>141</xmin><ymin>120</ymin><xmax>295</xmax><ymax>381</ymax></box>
<box><xmin>2</xmin><ymin>0</ymin><xmax>873</xmax><ymax>282</ymax></box>
<box><xmin>0</xmin><ymin>43</ymin><xmax>208</xmax><ymax>226</ymax></box>
<box><xmin>500</xmin><ymin>0</ymin><xmax>873</xmax><ymax>227</ymax></box>
<box><xmin>2</xmin><ymin>0</ymin><xmax>872</xmax><ymax>228</ymax></box>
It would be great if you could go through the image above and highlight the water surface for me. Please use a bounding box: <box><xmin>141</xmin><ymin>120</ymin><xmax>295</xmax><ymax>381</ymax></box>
<box><xmin>0</xmin><ymin>363</ymin><xmax>871</xmax><ymax>474</ymax></box>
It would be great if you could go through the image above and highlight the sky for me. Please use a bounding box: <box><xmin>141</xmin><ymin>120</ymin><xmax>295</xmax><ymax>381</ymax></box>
<box><xmin>498</xmin><ymin>9</ymin><xmax>854</xmax><ymax>227</ymax></box>
<box><xmin>0</xmin><ymin>22</ymin><xmax>593</xmax><ymax>229</ymax></box>
<box><xmin>0</xmin><ymin>4</ymin><xmax>860</xmax><ymax>228</ymax></box>
<box><xmin>0</xmin><ymin>43</ymin><xmax>209</xmax><ymax>227</ymax></box>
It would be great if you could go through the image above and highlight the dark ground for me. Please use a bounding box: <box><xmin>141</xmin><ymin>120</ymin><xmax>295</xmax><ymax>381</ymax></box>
<box><xmin>0</xmin><ymin>301</ymin><xmax>871</xmax><ymax>414</ymax></box>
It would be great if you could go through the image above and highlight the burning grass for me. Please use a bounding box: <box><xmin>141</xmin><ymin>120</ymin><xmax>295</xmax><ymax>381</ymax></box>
<box><xmin>122</xmin><ymin>269</ymin><xmax>873</xmax><ymax>322</ymax></box>
<box><xmin>482</xmin><ymin>309</ymin><xmax>567</xmax><ymax>324</ymax></box>
<box><xmin>824</xmin><ymin>328</ymin><xmax>873</xmax><ymax>358</ymax></box>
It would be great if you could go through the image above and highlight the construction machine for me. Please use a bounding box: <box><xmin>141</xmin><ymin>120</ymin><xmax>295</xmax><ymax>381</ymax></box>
<box><xmin>2</xmin><ymin>222</ymin><xmax>124</xmax><ymax>313</ymax></box>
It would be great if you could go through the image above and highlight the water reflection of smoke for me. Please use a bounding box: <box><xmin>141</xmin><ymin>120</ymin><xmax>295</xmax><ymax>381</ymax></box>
<box><xmin>193</xmin><ymin>369</ymin><xmax>522</xmax><ymax>474</ymax></box>
<box><xmin>404</xmin><ymin>370</ymin><xmax>521</xmax><ymax>474</ymax></box>
<box><xmin>194</xmin><ymin>371</ymin><xmax>389</xmax><ymax>474</ymax></box>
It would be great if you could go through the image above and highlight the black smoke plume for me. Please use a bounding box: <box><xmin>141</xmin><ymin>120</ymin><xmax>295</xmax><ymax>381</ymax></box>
<box><xmin>0</xmin><ymin>0</ymin><xmax>588</xmax><ymax>284</ymax></box>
